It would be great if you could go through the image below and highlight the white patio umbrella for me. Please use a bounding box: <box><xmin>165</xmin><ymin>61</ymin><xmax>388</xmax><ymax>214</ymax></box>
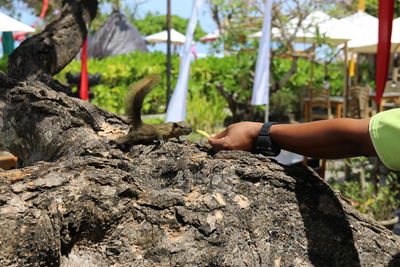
<box><xmin>250</xmin><ymin>11</ymin><xmax>382</xmax><ymax>49</ymax></box>
<box><xmin>325</xmin><ymin>11</ymin><xmax>381</xmax><ymax>116</ymax></box>
<box><xmin>199</xmin><ymin>29</ymin><xmax>220</xmax><ymax>42</ymax></box>
<box><xmin>339</xmin><ymin>11</ymin><xmax>380</xmax><ymax>53</ymax></box>
<box><xmin>249</xmin><ymin>11</ymin><xmax>350</xmax><ymax>45</ymax></box>
<box><xmin>145</xmin><ymin>29</ymin><xmax>186</xmax><ymax>45</ymax></box>
<box><xmin>348</xmin><ymin>16</ymin><xmax>400</xmax><ymax>53</ymax></box>
<box><xmin>283</xmin><ymin>10</ymin><xmax>338</xmax><ymax>43</ymax></box>
<box><xmin>0</xmin><ymin>12</ymin><xmax>35</xmax><ymax>32</ymax></box>
<box><xmin>249</xmin><ymin>31</ymin><xmax>262</xmax><ymax>38</ymax></box>
<box><xmin>388</xmin><ymin>16</ymin><xmax>400</xmax><ymax>48</ymax></box>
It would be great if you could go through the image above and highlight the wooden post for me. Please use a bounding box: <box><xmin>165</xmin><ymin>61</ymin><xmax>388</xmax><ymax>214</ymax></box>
<box><xmin>343</xmin><ymin>41</ymin><xmax>349</xmax><ymax>118</ymax></box>
<box><xmin>166</xmin><ymin>0</ymin><xmax>172</xmax><ymax>110</ymax></box>
<box><xmin>310</xmin><ymin>44</ymin><xmax>316</xmax><ymax>82</ymax></box>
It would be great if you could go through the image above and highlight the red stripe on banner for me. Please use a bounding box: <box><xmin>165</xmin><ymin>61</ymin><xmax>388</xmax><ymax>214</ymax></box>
<box><xmin>39</xmin><ymin>0</ymin><xmax>49</xmax><ymax>19</ymax></box>
<box><xmin>79</xmin><ymin>38</ymin><xmax>89</xmax><ymax>101</ymax></box>
<box><xmin>375</xmin><ymin>0</ymin><xmax>395</xmax><ymax>105</ymax></box>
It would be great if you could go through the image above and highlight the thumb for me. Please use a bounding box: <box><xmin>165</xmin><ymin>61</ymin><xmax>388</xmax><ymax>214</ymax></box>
<box><xmin>208</xmin><ymin>135</ymin><xmax>224</xmax><ymax>145</ymax></box>
<box><xmin>208</xmin><ymin>136</ymin><xmax>227</xmax><ymax>151</ymax></box>
<box><xmin>210</xmin><ymin>129</ymin><xmax>228</xmax><ymax>140</ymax></box>
<box><xmin>208</xmin><ymin>128</ymin><xmax>228</xmax><ymax>151</ymax></box>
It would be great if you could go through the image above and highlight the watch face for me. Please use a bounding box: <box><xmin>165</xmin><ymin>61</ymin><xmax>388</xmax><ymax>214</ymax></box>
<box><xmin>256</xmin><ymin>146</ymin><xmax>273</xmax><ymax>156</ymax></box>
<box><xmin>256</xmin><ymin>144</ymin><xmax>280</xmax><ymax>156</ymax></box>
<box><xmin>264</xmin><ymin>150</ymin><xmax>276</xmax><ymax>156</ymax></box>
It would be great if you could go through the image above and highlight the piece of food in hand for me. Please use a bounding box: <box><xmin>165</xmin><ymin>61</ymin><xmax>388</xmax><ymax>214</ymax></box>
<box><xmin>196</xmin><ymin>129</ymin><xmax>211</xmax><ymax>138</ymax></box>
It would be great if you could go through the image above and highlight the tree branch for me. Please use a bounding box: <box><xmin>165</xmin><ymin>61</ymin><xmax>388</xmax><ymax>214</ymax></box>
<box><xmin>7</xmin><ymin>0</ymin><xmax>98</xmax><ymax>82</ymax></box>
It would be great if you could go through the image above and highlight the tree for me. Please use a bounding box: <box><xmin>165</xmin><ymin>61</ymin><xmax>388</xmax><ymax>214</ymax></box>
<box><xmin>205</xmin><ymin>0</ymin><xmax>359</xmax><ymax>122</ymax></box>
<box><xmin>2</xmin><ymin>0</ymin><xmax>400</xmax><ymax>265</ymax></box>
<box><xmin>363</xmin><ymin>0</ymin><xmax>400</xmax><ymax>18</ymax></box>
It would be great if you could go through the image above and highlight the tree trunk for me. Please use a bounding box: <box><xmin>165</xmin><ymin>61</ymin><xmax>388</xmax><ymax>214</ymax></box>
<box><xmin>1</xmin><ymin>1</ymin><xmax>400</xmax><ymax>266</ymax></box>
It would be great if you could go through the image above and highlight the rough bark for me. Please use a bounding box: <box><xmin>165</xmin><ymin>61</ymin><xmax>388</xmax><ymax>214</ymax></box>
<box><xmin>1</xmin><ymin>1</ymin><xmax>400</xmax><ymax>266</ymax></box>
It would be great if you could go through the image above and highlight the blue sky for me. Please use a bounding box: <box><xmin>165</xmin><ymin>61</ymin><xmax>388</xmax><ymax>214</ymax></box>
<box><xmin>127</xmin><ymin>0</ymin><xmax>217</xmax><ymax>33</ymax></box>
<box><xmin>123</xmin><ymin>0</ymin><xmax>218</xmax><ymax>55</ymax></box>
<box><xmin>17</xmin><ymin>0</ymin><xmax>217</xmax><ymax>30</ymax></box>
<box><xmin>2</xmin><ymin>0</ymin><xmax>218</xmax><ymax>56</ymax></box>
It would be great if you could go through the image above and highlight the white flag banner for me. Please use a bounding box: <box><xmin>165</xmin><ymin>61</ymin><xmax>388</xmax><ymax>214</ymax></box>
<box><xmin>166</xmin><ymin>0</ymin><xmax>204</xmax><ymax>122</ymax></box>
<box><xmin>251</xmin><ymin>0</ymin><xmax>273</xmax><ymax>106</ymax></box>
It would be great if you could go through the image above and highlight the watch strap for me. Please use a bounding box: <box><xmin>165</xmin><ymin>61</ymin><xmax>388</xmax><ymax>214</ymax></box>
<box><xmin>254</xmin><ymin>122</ymin><xmax>281</xmax><ymax>156</ymax></box>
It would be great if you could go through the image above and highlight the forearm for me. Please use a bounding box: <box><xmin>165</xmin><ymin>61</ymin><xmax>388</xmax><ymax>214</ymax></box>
<box><xmin>270</xmin><ymin>118</ymin><xmax>377</xmax><ymax>159</ymax></box>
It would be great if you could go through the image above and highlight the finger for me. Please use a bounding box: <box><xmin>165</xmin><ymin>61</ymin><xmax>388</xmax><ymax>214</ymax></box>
<box><xmin>208</xmin><ymin>136</ymin><xmax>223</xmax><ymax>145</ymax></box>
<box><xmin>208</xmin><ymin>136</ymin><xmax>227</xmax><ymax>151</ymax></box>
<box><xmin>210</xmin><ymin>129</ymin><xmax>228</xmax><ymax>140</ymax></box>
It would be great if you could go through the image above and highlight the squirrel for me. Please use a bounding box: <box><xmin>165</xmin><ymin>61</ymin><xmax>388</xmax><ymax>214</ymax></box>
<box><xmin>117</xmin><ymin>74</ymin><xmax>192</xmax><ymax>145</ymax></box>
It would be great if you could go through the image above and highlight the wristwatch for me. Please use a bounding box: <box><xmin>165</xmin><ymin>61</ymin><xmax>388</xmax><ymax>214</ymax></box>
<box><xmin>254</xmin><ymin>122</ymin><xmax>281</xmax><ymax>157</ymax></box>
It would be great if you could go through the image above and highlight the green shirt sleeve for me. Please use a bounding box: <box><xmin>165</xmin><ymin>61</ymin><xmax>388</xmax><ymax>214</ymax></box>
<box><xmin>369</xmin><ymin>108</ymin><xmax>400</xmax><ymax>171</ymax></box>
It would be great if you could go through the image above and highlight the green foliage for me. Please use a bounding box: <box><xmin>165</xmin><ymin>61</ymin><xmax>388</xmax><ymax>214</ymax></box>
<box><xmin>192</xmin><ymin>52</ymin><xmax>255</xmax><ymax>101</ymax></box>
<box><xmin>186</xmin><ymin>84</ymin><xmax>228</xmax><ymax>136</ymax></box>
<box><xmin>56</xmin><ymin>51</ymin><xmax>232</xmax><ymax>133</ymax></box>
<box><xmin>273</xmin><ymin>58</ymin><xmax>345</xmax><ymax>96</ymax></box>
<box><xmin>356</xmin><ymin>61</ymin><xmax>376</xmax><ymax>88</ymax></box>
<box><xmin>332</xmin><ymin>176</ymin><xmax>400</xmax><ymax>221</ymax></box>
<box><xmin>131</xmin><ymin>12</ymin><xmax>206</xmax><ymax>41</ymax></box>
<box><xmin>56</xmin><ymin>51</ymin><xmax>349</xmax><ymax>125</ymax></box>
<box><xmin>269</xmin><ymin>88</ymin><xmax>297</xmax><ymax>120</ymax></box>
<box><xmin>0</xmin><ymin>57</ymin><xmax>8</xmax><ymax>73</ymax></box>
<box><xmin>268</xmin><ymin>56</ymin><xmax>345</xmax><ymax>120</ymax></box>
<box><xmin>189</xmin><ymin>52</ymin><xmax>262</xmax><ymax>122</ymax></box>
<box><xmin>364</xmin><ymin>0</ymin><xmax>400</xmax><ymax>18</ymax></box>
<box><xmin>329</xmin><ymin>158</ymin><xmax>400</xmax><ymax>221</ymax></box>
<box><xmin>142</xmin><ymin>117</ymin><xmax>164</xmax><ymax>125</ymax></box>
<box><xmin>55</xmin><ymin>51</ymin><xmax>179</xmax><ymax>115</ymax></box>
<box><xmin>208</xmin><ymin>0</ymin><xmax>262</xmax><ymax>54</ymax></box>
<box><xmin>325</xmin><ymin>0</ymin><xmax>399</xmax><ymax>19</ymax></box>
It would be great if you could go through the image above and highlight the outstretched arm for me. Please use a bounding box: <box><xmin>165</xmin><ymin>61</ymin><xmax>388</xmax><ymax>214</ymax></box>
<box><xmin>208</xmin><ymin>118</ymin><xmax>377</xmax><ymax>159</ymax></box>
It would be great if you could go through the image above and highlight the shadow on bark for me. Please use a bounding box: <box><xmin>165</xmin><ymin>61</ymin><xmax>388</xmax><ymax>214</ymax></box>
<box><xmin>290</xmin><ymin>165</ymin><xmax>361</xmax><ymax>266</ymax></box>
<box><xmin>388</xmin><ymin>253</ymin><xmax>400</xmax><ymax>266</ymax></box>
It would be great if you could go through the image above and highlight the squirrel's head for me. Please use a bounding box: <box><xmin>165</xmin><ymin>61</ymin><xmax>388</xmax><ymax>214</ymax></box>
<box><xmin>172</xmin><ymin>122</ymin><xmax>192</xmax><ymax>135</ymax></box>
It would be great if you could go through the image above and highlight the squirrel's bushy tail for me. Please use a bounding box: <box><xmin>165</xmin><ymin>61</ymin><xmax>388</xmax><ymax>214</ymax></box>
<box><xmin>125</xmin><ymin>74</ymin><xmax>160</xmax><ymax>128</ymax></box>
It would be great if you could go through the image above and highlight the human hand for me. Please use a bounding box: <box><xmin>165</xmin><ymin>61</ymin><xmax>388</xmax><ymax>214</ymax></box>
<box><xmin>208</xmin><ymin>122</ymin><xmax>263</xmax><ymax>152</ymax></box>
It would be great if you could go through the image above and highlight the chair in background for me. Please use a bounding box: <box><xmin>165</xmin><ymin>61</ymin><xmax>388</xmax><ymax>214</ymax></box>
<box><xmin>307</xmin><ymin>87</ymin><xmax>332</xmax><ymax>121</ymax></box>
<box><xmin>304</xmin><ymin>86</ymin><xmax>332</xmax><ymax>178</ymax></box>
<box><xmin>348</xmin><ymin>85</ymin><xmax>371</xmax><ymax>119</ymax></box>
<box><xmin>392</xmin><ymin>67</ymin><xmax>400</xmax><ymax>84</ymax></box>
<box><xmin>382</xmin><ymin>71</ymin><xmax>400</xmax><ymax>110</ymax></box>
<box><xmin>346</xmin><ymin>86</ymin><xmax>371</xmax><ymax>189</ymax></box>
